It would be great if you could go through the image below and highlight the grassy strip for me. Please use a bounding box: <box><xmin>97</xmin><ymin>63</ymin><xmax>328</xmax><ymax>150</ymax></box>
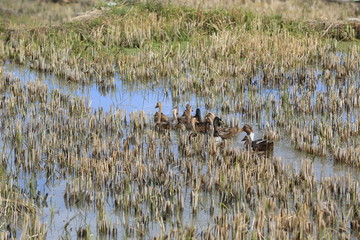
<box><xmin>0</xmin><ymin>1</ymin><xmax>357</xmax><ymax>87</ymax></box>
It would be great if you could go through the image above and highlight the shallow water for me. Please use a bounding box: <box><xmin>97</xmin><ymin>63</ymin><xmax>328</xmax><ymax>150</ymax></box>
<box><xmin>3</xmin><ymin>61</ymin><xmax>360</xmax><ymax>239</ymax></box>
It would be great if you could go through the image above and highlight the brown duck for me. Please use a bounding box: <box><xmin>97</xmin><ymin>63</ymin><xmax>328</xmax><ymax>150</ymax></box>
<box><xmin>189</xmin><ymin>117</ymin><xmax>199</xmax><ymax>132</ymax></box>
<box><xmin>154</xmin><ymin>102</ymin><xmax>169</xmax><ymax>123</ymax></box>
<box><xmin>213</xmin><ymin>117</ymin><xmax>242</xmax><ymax>139</ymax></box>
<box><xmin>194</xmin><ymin>108</ymin><xmax>211</xmax><ymax>133</ymax></box>
<box><xmin>240</xmin><ymin>124</ymin><xmax>274</xmax><ymax>152</ymax></box>
<box><xmin>155</xmin><ymin>111</ymin><xmax>171</xmax><ymax>130</ymax></box>
<box><xmin>155</xmin><ymin>108</ymin><xmax>187</xmax><ymax>130</ymax></box>
<box><xmin>179</xmin><ymin>104</ymin><xmax>192</xmax><ymax>125</ymax></box>
<box><xmin>171</xmin><ymin>108</ymin><xmax>186</xmax><ymax>130</ymax></box>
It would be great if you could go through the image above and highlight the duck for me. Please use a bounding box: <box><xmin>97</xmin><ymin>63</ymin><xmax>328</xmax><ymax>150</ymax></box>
<box><xmin>213</xmin><ymin>117</ymin><xmax>242</xmax><ymax>139</ymax></box>
<box><xmin>171</xmin><ymin>108</ymin><xmax>186</xmax><ymax>130</ymax></box>
<box><xmin>155</xmin><ymin>111</ymin><xmax>171</xmax><ymax>130</ymax></box>
<box><xmin>242</xmin><ymin>135</ymin><xmax>274</xmax><ymax>152</ymax></box>
<box><xmin>189</xmin><ymin>117</ymin><xmax>199</xmax><ymax>132</ymax></box>
<box><xmin>194</xmin><ymin>108</ymin><xmax>202</xmax><ymax>122</ymax></box>
<box><xmin>212</xmin><ymin>124</ymin><xmax>224</xmax><ymax>143</ymax></box>
<box><xmin>186</xmin><ymin>117</ymin><xmax>200</xmax><ymax>140</ymax></box>
<box><xmin>205</xmin><ymin>112</ymin><xmax>216</xmax><ymax>124</ymax></box>
<box><xmin>181</xmin><ymin>104</ymin><xmax>192</xmax><ymax>117</ymax></box>
<box><xmin>240</xmin><ymin>124</ymin><xmax>274</xmax><ymax>152</ymax></box>
<box><xmin>185</xmin><ymin>104</ymin><xmax>192</xmax><ymax>112</ymax></box>
<box><xmin>182</xmin><ymin>104</ymin><xmax>193</xmax><ymax>120</ymax></box>
<box><xmin>177</xmin><ymin>104</ymin><xmax>192</xmax><ymax>126</ymax></box>
<box><xmin>195</xmin><ymin>121</ymin><xmax>211</xmax><ymax>133</ymax></box>
<box><xmin>154</xmin><ymin>102</ymin><xmax>169</xmax><ymax>123</ymax></box>
<box><xmin>194</xmin><ymin>108</ymin><xmax>211</xmax><ymax>133</ymax></box>
<box><xmin>155</xmin><ymin>108</ymin><xmax>187</xmax><ymax>131</ymax></box>
<box><xmin>182</xmin><ymin>106</ymin><xmax>198</xmax><ymax>131</ymax></box>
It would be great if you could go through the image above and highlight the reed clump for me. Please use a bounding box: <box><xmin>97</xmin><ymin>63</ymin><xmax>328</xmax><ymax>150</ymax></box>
<box><xmin>0</xmin><ymin>173</ymin><xmax>47</xmax><ymax>239</ymax></box>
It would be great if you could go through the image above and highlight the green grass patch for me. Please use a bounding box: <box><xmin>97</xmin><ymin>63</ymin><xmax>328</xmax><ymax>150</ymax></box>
<box><xmin>332</xmin><ymin>39</ymin><xmax>360</xmax><ymax>52</ymax></box>
<box><xmin>0</xmin><ymin>0</ymin><xmax>357</xmax><ymax>86</ymax></box>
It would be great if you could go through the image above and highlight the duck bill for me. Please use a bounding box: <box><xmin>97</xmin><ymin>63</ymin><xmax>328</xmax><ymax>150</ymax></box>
<box><xmin>155</xmin><ymin>103</ymin><xmax>160</xmax><ymax>108</ymax></box>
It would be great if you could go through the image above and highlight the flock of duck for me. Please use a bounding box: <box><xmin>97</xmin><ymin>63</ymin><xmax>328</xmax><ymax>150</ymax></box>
<box><xmin>154</xmin><ymin>102</ymin><xmax>274</xmax><ymax>153</ymax></box>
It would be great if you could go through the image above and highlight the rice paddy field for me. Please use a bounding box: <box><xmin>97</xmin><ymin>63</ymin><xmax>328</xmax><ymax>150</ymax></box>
<box><xmin>0</xmin><ymin>0</ymin><xmax>360</xmax><ymax>239</ymax></box>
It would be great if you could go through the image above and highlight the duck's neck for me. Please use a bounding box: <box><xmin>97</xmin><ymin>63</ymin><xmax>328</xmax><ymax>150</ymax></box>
<box><xmin>191</xmin><ymin>120</ymin><xmax>197</xmax><ymax>131</ymax></box>
<box><xmin>213</xmin><ymin>128</ymin><xmax>219</xmax><ymax>138</ymax></box>
<box><xmin>172</xmin><ymin>111</ymin><xmax>178</xmax><ymax>124</ymax></box>
<box><xmin>185</xmin><ymin>112</ymin><xmax>192</xmax><ymax>123</ymax></box>
<box><xmin>196</xmin><ymin>111</ymin><xmax>201</xmax><ymax>122</ymax></box>
<box><xmin>213</xmin><ymin>119</ymin><xmax>219</xmax><ymax>135</ymax></box>
<box><xmin>249</xmin><ymin>132</ymin><xmax>254</xmax><ymax>141</ymax></box>
<box><xmin>156</xmin><ymin>112</ymin><xmax>162</xmax><ymax>124</ymax></box>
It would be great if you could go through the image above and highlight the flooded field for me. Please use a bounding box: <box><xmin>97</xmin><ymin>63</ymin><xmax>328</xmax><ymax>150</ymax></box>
<box><xmin>1</xmin><ymin>56</ymin><xmax>360</xmax><ymax>239</ymax></box>
<box><xmin>4</xmin><ymin>61</ymin><xmax>360</xmax><ymax>181</ymax></box>
<box><xmin>0</xmin><ymin>0</ymin><xmax>360</xmax><ymax>239</ymax></box>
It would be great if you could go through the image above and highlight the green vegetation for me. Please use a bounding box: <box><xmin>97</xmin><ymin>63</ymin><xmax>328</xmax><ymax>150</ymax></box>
<box><xmin>0</xmin><ymin>0</ymin><xmax>357</xmax><ymax>90</ymax></box>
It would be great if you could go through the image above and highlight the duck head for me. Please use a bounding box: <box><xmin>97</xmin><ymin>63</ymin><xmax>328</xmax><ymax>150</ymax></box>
<box><xmin>240</xmin><ymin>124</ymin><xmax>254</xmax><ymax>140</ymax></box>
<box><xmin>185</xmin><ymin>104</ymin><xmax>192</xmax><ymax>111</ymax></box>
<box><xmin>155</xmin><ymin>102</ymin><xmax>162</xmax><ymax>109</ymax></box>
<box><xmin>240</xmin><ymin>124</ymin><xmax>253</xmax><ymax>134</ymax></box>
<box><xmin>182</xmin><ymin>109</ymin><xmax>191</xmax><ymax>119</ymax></box>
<box><xmin>183</xmin><ymin>104</ymin><xmax>193</xmax><ymax>116</ymax></box>
<box><xmin>205</xmin><ymin>112</ymin><xmax>216</xmax><ymax>121</ymax></box>
<box><xmin>213</xmin><ymin>117</ymin><xmax>223</xmax><ymax>128</ymax></box>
